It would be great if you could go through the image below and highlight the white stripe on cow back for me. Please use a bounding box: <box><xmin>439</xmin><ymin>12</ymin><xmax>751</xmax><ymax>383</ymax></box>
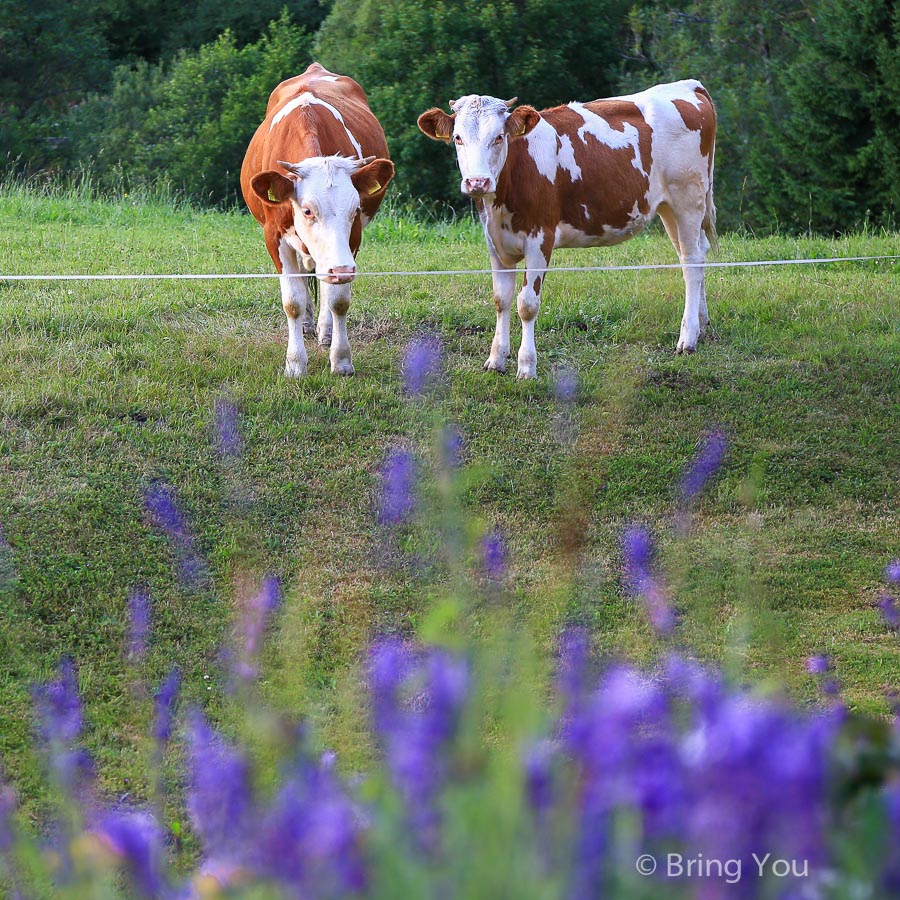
<box><xmin>269</xmin><ymin>92</ymin><xmax>365</xmax><ymax>159</ymax></box>
<box><xmin>568</xmin><ymin>102</ymin><xmax>649</xmax><ymax>178</ymax></box>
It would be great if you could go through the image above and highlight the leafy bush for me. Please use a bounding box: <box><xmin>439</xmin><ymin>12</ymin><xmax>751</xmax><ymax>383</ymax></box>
<box><xmin>3</xmin><ymin>340</ymin><xmax>900</xmax><ymax>899</ymax></box>
<box><xmin>63</xmin><ymin>11</ymin><xmax>314</xmax><ymax>205</ymax></box>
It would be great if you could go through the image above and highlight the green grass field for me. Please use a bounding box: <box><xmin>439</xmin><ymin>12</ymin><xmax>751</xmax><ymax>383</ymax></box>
<box><xmin>1</xmin><ymin>181</ymin><xmax>899</xmax><ymax>816</ymax></box>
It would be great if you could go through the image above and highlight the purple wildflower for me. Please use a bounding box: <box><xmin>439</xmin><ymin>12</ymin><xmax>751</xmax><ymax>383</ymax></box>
<box><xmin>480</xmin><ymin>530</ymin><xmax>507</xmax><ymax>582</ymax></box>
<box><xmin>214</xmin><ymin>395</ymin><xmax>242</xmax><ymax>458</ymax></box>
<box><xmin>377</xmin><ymin>450</ymin><xmax>417</xmax><ymax>526</ymax></box>
<box><xmin>0</xmin><ymin>778</ymin><xmax>16</xmax><ymax>853</ymax></box>
<box><xmin>257</xmin><ymin>757</ymin><xmax>367</xmax><ymax>895</ymax></box>
<box><xmin>186</xmin><ymin>710</ymin><xmax>252</xmax><ymax>860</ymax></box>
<box><xmin>127</xmin><ymin>588</ymin><xmax>150</xmax><ymax>663</ymax></box>
<box><xmin>879</xmin><ymin>594</ymin><xmax>900</xmax><ymax>630</ymax></box>
<box><xmin>145</xmin><ymin>482</ymin><xmax>208</xmax><ymax>589</ymax></box>
<box><xmin>402</xmin><ymin>334</ymin><xmax>442</xmax><ymax>395</ymax></box>
<box><xmin>522</xmin><ymin>739</ymin><xmax>556</xmax><ymax>817</ymax></box>
<box><xmin>621</xmin><ymin>525</ymin><xmax>675</xmax><ymax>636</ymax></box>
<box><xmin>553</xmin><ymin>367</ymin><xmax>578</xmax><ymax>402</ymax></box>
<box><xmin>235</xmin><ymin>575</ymin><xmax>281</xmax><ymax>681</ymax></box>
<box><xmin>557</xmin><ymin>627</ymin><xmax>590</xmax><ymax>707</ymax></box>
<box><xmin>885</xmin><ymin>560</ymin><xmax>900</xmax><ymax>584</ymax></box>
<box><xmin>367</xmin><ymin>638</ymin><xmax>468</xmax><ymax>851</ymax></box>
<box><xmin>680</xmin><ymin>428</ymin><xmax>728</xmax><ymax>502</ymax></box>
<box><xmin>805</xmin><ymin>654</ymin><xmax>830</xmax><ymax>675</ymax></box>
<box><xmin>152</xmin><ymin>668</ymin><xmax>181</xmax><ymax>748</ymax></box>
<box><xmin>441</xmin><ymin>426</ymin><xmax>464</xmax><ymax>470</ymax></box>
<box><xmin>94</xmin><ymin>809</ymin><xmax>166</xmax><ymax>899</ymax></box>
<box><xmin>33</xmin><ymin>658</ymin><xmax>82</xmax><ymax>744</ymax></box>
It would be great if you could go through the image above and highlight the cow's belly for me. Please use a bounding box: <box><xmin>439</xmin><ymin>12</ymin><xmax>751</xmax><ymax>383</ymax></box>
<box><xmin>555</xmin><ymin>216</ymin><xmax>649</xmax><ymax>249</ymax></box>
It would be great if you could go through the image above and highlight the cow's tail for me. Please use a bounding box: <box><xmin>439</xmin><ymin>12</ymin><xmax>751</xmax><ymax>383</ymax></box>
<box><xmin>704</xmin><ymin>158</ymin><xmax>718</xmax><ymax>254</ymax></box>
<box><xmin>699</xmin><ymin>85</ymin><xmax>718</xmax><ymax>254</ymax></box>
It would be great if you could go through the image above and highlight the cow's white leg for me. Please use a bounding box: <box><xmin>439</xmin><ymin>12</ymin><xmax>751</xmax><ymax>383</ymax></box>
<box><xmin>278</xmin><ymin>239</ymin><xmax>310</xmax><ymax>377</ymax></box>
<box><xmin>485</xmin><ymin>249</ymin><xmax>516</xmax><ymax>373</ymax></box>
<box><xmin>661</xmin><ymin>201</ymin><xmax>709</xmax><ymax>354</ymax></box>
<box><xmin>317</xmin><ymin>284</ymin><xmax>333</xmax><ymax>346</ymax></box>
<box><xmin>322</xmin><ymin>282</ymin><xmax>354</xmax><ymax>375</ymax></box>
<box><xmin>515</xmin><ymin>236</ymin><xmax>550</xmax><ymax>379</ymax></box>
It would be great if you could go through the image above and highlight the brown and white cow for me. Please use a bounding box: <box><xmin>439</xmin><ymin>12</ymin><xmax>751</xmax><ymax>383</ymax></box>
<box><xmin>241</xmin><ymin>62</ymin><xmax>394</xmax><ymax>376</ymax></box>
<box><xmin>418</xmin><ymin>81</ymin><xmax>717</xmax><ymax>378</ymax></box>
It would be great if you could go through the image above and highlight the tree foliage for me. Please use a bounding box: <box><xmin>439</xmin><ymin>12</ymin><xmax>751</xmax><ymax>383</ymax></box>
<box><xmin>2</xmin><ymin>0</ymin><xmax>899</xmax><ymax>231</ymax></box>
<box><xmin>64</xmin><ymin>12</ymin><xmax>314</xmax><ymax>204</ymax></box>
<box><xmin>315</xmin><ymin>0</ymin><xmax>630</xmax><ymax>207</ymax></box>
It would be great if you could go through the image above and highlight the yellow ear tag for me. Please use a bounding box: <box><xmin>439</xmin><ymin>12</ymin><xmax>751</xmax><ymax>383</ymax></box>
<box><xmin>368</xmin><ymin>181</ymin><xmax>382</xmax><ymax>195</ymax></box>
<box><xmin>267</xmin><ymin>187</ymin><xmax>278</xmax><ymax>202</ymax></box>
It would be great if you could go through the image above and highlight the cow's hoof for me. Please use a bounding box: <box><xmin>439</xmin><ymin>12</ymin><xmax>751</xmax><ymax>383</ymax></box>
<box><xmin>516</xmin><ymin>368</ymin><xmax>537</xmax><ymax>380</ymax></box>
<box><xmin>285</xmin><ymin>359</ymin><xmax>307</xmax><ymax>377</ymax></box>
<box><xmin>483</xmin><ymin>359</ymin><xmax>507</xmax><ymax>374</ymax></box>
<box><xmin>317</xmin><ymin>329</ymin><xmax>333</xmax><ymax>347</ymax></box>
<box><xmin>675</xmin><ymin>343</ymin><xmax>696</xmax><ymax>355</ymax></box>
<box><xmin>332</xmin><ymin>359</ymin><xmax>355</xmax><ymax>376</ymax></box>
<box><xmin>302</xmin><ymin>321</ymin><xmax>317</xmax><ymax>337</ymax></box>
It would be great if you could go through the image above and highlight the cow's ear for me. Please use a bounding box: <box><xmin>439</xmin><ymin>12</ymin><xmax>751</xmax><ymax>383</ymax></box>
<box><xmin>417</xmin><ymin>108</ymin><xmax>455</xmax><ymax>142</ymax></box>
<box><xmin>250</xmin><ymin>171</ymin><xmax>295</xmax><ymax>205</ymax></box>
<box><xmin>505</xmin><ymin>105</ymin><xmax>541</xmax><ymax>139</ymax></box>
<box><xmin>352</xmin><ymin>158</ymin><xmax>395</xmax><ymax>198</ymax></box>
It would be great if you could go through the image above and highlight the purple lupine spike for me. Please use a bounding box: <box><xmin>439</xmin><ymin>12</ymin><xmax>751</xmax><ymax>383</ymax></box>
<box><xmin>145</xmin><ymin>482</ymin><xmax>208</xmax><ymax>589</ymax></box>
<box><xmin>127</xmin><ymin>588</ymin><xmax>150</xmax><ymax>663</ymax></box>
<box><xmin>480</xmin><ymin>530</ymin><xmax>507</xmax><ymax>582</ymax></box>
<box><xmin>236</xmin><ymin>576</ymin><xmax>281</xmax><ymax>681</ymax></box>
<box><xmin>885</xmin><ymin>560</ymin><xmax>900</xmax><ymax>584</ymax></box>
<box><xmin>402</xmin><ymin>333</ymin><xmax>442</xmax><ymax>395</ymax></box>
<box><xmin>680</xmin><ymin>428</ymin><xmax>728</xmax><ymax>502</ymax></box>
<box><xmin>805</xmin><ymin>654</ymin><xmax>830</xmax><ymax>675</ymax></box>
<box><xmin>377</xmin><ymin>450</ymin><xmax>417</xmax><ymax>526</ymax></box>
<box><xmin>152</xmin><ymin>668</ymin><xmax>181</xmax><ymax>748</ymax></box>
<box><xmin>879</xmin><ymin>595</ymin><xmax>900</xmax><ymax>630</ymax></box>
<box><xmin>186</xmin><ymin>710</ymin><xmax>252</xmax><ymax>859</ymax></box>
<box><xmin>94</xmin><ymin>809</ymin><xmax>167</xmax><ymax>899</ymax></box>
<box><xmin>367</xmin><ymin>639</ymin><xmax>468</xmax><ymax>853</ymax></box>
<box><xmin>553</xmin><ymin>367</ymin><xmax>578</xmax><ymax>402</ymax></box>
<box><xmin>441</xmin><ymin>426</ymin><xmax>464</xmax><ymax>470</ymax></box>
<box><xmin>213</xmin><ymin>395</ymin><xmax>242</xmax><ymax>458</ymax></box>
<box><xmin>557</xmin><ymin>627</ymin><xmax>590</xmax><ymax>706</ymax></box>
<box><xmin>621</xmin><ymin>525</ymin><xmax>675</xmax><ymax>636</ymax></box>
<box><xmin>0</xmin><ymin>777</ymin><xmax>16</xmax><ymax>853</ymax></box>
<box><xmin>522</xmin><ymin>739</ymin><xmax>555</xmax><ymax>817</ymax></box>
<box><xmin>257</xmin><ymin>755</ymin><xmax>367</xmax><ymax>896</ymax></box>
<box><xmin>33</xmin><ymin>658</ymin><xmax>82</xmax><ymax>745</ymax></box>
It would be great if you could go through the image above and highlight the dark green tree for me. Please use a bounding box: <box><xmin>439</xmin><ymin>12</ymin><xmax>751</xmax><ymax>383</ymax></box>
<box><xmin>315</xmin><ymin>0</ymin><xmax>631</xmax><ymax>207</ymax></box>
<box><xmin>763</xmin><ymin>0</ymin><xmax>900</xmax><ymax>231</ymax></box>
<box><xmin>621</xmin><ymin>0</ymin><xmax>809</xmax><ymax>231</ymax></box>
<box><xmin>0</xmin><ymin>0</ymin><xmax>112</xmax><ymax>161</ymax></box>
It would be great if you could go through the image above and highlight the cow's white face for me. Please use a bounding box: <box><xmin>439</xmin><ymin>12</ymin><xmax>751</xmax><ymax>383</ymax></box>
<box><xmin>251</xmin><ymin>156</ymin><xmax>393</xmax><ymax>284</ymax></box>
<box><xmin>448</xmin><ymin>95</ymin><xmax>514</xmax><ymax>197</ymax></box>
<box><xmin>418</xmin><ymin>97</ymin><xmax>541</xmax><ymax>198</ymax></box>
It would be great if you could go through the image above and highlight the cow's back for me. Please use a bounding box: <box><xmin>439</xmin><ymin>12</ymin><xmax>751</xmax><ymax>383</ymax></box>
<box><xmin>241</xmin><ymin>63</ymin><xmax>390</xmax><ymax>226</ymax></box>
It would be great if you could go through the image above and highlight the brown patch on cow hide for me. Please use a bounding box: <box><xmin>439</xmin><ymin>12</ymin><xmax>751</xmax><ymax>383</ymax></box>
<box><xmin>673</xmin><ymin>88</ymin><xmax>716</xmax><ymax>160</ymax></box>
<box><xmin>543</xmin><ymin>102</ymin><xmax>653</xmax><ymax>233</ymax></box>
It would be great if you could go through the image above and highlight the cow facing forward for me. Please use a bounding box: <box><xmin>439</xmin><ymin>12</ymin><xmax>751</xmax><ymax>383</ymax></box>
<box><xmin>418</xmin><ymin>82</ymin><xmax>717</xmax><ymax>378</ymax></box>
<box><xmin>241</xmin><ymin>63</ymin><xmax>394</xmax><ymax>376</ymax></box>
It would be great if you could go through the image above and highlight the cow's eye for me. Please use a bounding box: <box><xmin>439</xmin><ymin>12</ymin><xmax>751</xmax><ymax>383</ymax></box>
<box><xmin>453</xmin><ymin>134</ymin><xmax>463</xmax><ymax>145</ymax></box>
<box><xmin>301</xmin><ymin>206</ymin><xmax>314</xmax><ymax>219</ymax></box>
<box><xmin>493</xmin><ymin>134</ymin><xmax>504</xmax><ymax>146</ymax></box>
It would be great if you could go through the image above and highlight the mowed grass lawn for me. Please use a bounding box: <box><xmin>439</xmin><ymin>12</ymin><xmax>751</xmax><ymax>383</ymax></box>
<box><xmin>1</xmin><ymin>184</ymin><xmax>899</xmax><ymax>809</ymax></box>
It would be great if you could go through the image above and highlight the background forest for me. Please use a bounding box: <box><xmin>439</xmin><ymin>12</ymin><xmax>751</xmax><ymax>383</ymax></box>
<box><xmin>2</xmin><ymin>0</ymin><xmax>899</xmax><ymax>233</ymax></box>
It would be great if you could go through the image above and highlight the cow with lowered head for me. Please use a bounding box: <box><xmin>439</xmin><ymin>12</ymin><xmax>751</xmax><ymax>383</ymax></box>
<box><xmin>418</xmin><ymin>82</ymin><xmax>717</xmax><ymax>378</ymax></box>
<box><xmin>241</xmin><ymin>63</ymin><xmax>394</xmax><ymax>376</ymax></box>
